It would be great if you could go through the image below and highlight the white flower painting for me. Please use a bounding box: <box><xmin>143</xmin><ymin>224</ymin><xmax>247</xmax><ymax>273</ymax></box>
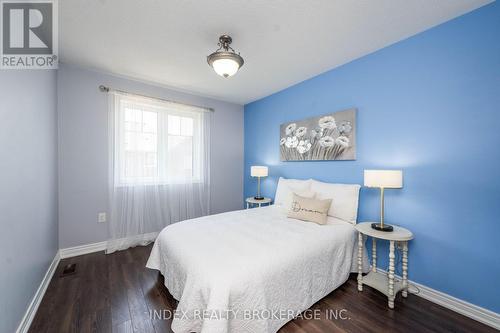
<box><xmin>279</xmin><ymin>108</ymin><xmax>356</xmax><ymax>161</ymax></box>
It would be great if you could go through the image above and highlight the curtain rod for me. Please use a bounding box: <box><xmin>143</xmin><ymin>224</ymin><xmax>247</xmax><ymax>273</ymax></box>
<box><xmin>98</xmin><ymin>85</ymin><xmax>214</xmax><ymax>112</ymax></box>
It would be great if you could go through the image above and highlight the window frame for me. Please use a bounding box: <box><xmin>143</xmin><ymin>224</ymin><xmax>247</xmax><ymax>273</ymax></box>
<box><xmin>113</xmin><ymin>95</ymin><xmax>205</xmax><ymax>187</ymax></box>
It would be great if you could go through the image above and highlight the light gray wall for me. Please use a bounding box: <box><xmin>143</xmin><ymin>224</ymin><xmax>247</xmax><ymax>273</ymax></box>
<box><xmin>58</xmin><ymin>64</ymin><xmax>244</xmax><ymax>248</ymax></box>
<box><xmin>0</xmin><ymin>70</ymin><xmax>58</xmax><ymax>333</ymax></box>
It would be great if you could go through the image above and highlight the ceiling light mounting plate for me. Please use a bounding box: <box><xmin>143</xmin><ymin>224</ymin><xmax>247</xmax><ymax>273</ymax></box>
<box><xmin>219</xmin><ymin>35</ymin><xmax>232</xmax><ymax>50</ymax></box>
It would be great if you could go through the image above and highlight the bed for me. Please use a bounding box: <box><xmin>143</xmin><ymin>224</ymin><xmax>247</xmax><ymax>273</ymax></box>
<box><xmin>146</xmin><ymin>178</ymin><xmax>369</xmax><ymax>333</ymax></box>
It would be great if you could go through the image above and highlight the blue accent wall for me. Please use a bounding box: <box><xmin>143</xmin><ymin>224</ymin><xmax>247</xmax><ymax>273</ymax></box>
<box><xmin>244</xmin><ymin>2</ymin><xmax>500</xmax><ymax>312</ymax></box>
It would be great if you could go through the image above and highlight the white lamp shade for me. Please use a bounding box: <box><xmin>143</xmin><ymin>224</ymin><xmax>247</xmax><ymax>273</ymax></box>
<box><xmin>364</xmin><ymin>170</ymin><xmax>403</xmax><ymax>188</ymax></box>
<box><xmin>212</xmin><ymin>58</ymin><xmax>240</xmax><ymax>77</ymax></box>
<box><xmin>251</xmin><ymin>166</ymin><xmax>268</xmax><ymax>177</ymax></box>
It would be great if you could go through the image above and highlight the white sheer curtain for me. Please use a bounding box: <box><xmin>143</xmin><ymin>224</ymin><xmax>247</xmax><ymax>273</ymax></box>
<box><xmin>106</xmin><ymin>91</ymin><xmax>211</xmax><ymax>254</ymax></box>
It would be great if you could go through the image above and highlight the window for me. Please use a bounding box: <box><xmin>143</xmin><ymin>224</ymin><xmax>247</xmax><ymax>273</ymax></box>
<box><xmin>113</xmin><ymin>93</ymin><xmax>208</xmax><ymax>185</ymax></box>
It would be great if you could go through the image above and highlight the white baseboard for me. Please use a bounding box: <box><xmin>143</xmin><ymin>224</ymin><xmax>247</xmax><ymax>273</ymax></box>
<box><xmin>16</xmin><ymin>251</ymin><xmax>60</xmax><ymax>333</ymax></box>
<box><xmin>59</xmin><ymin>241</ymin><xmax>107</xmax><ymax>259</ymax></box>
<box><xmin>59</xmin><ymin>233</ymin><xmax>158</xmax><ymax>259</ymax></box>
<box><xmin>16</xmin><ymin>241</ymin><xmax>107</xmax><ymax>333</ymax></box>
<box><xmin>374</xmin><ymin>268</ymin><xmax>500</xmax><ymax>330</ymax></box>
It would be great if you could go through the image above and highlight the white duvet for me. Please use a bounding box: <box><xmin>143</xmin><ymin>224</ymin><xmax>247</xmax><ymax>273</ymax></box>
<box><xmin>146</xmin><ymin>205</ymin><xmax>368</xmax><ymax>333</ymax></box>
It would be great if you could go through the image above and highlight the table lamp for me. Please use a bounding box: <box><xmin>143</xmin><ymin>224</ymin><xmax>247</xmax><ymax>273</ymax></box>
<box><xmin>251</xmin><ymin>166</ymin><xmax>268</xmax><ymax>200</ymax></box>
<box><xmin>364</xmin><ymin>170</ymin><xmax>403</xmax><ymax>232</ymax></box>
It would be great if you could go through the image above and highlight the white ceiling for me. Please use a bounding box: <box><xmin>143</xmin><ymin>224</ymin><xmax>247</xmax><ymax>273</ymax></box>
<box><xmin>60</xmin><ymin>0</ymin><xmax>491</xmax><ymax>105</ymax></box>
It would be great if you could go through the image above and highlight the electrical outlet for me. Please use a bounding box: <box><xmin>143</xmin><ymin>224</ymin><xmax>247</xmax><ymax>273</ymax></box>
<box><xmin>98</xmin><ymin>212</ymin><xmax>107</xmax><ymax>223</ymax></box>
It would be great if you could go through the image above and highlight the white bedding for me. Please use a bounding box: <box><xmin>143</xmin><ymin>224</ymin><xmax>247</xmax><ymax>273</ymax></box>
<box><xmin>146</xmin><ymin>205</ymin><xmax>369</xmax><ymax>333</ymax></box>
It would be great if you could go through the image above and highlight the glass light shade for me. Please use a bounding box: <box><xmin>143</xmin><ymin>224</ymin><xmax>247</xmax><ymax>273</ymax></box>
<box><xmin>212</xmin><ymin>58</ymin><xmax>240</xmax><ymax>78</ymax></box>
<box><xmin>251</xmin><ymin>166</ymin><xmax>268</xmax><ymax>177</ymax></box>
<box><xmin>364</xmin><ymin>170</ymin><xmax>403</xmax><ymax>188</ymax></box>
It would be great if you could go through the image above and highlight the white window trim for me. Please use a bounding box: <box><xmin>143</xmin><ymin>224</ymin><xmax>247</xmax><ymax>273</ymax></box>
<box><xmin>111</xmin><ymin>92</ymin><xmax>208</xmax><ymax>187</ymax></box>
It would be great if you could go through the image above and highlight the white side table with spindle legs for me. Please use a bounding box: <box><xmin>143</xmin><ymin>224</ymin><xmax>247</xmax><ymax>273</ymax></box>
<box><xmin>355</xmin><ymin>222</ymin><xmax>414</xmax><ymax>309</ymax></box>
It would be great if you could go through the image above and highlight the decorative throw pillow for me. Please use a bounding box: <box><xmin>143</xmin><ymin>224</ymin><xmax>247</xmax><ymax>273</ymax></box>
<box><xmin>276</xmin><ymin>189</ymin><xmax>316</xmax><ymax>213</ymax></box>
<box><xmin>287</xmin><ymin>193</ymin><xmax>332</xmax><ymax>225</ymax></box>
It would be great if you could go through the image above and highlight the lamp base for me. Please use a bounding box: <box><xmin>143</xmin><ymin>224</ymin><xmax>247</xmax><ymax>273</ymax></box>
<box><xmin>371</xmin><ymin>223</ymin><xmax>394</xmax><ymax>232</ymax></box>
<box><xmin>254</xmin><ymin>196</ymin><xmax>264</xmax><ymax>200</ymax></box>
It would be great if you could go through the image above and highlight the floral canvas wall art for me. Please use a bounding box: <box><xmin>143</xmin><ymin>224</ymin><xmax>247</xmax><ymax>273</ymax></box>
<box><xmin>280</xmin><ymin>108</ymin><xmax>356</xmax><ymax>161</ymax></box>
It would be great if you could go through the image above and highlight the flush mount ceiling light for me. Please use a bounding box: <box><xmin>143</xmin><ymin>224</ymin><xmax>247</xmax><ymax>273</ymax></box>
<box><xmin>207</xmin><ymin>35</ymin><xmax>244</xmax><ymax>78</ymax></box>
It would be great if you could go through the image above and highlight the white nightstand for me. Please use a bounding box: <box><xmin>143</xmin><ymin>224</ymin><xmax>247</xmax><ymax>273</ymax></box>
<box><xmin>355</xmin><ymin>222</ymin><xmax>414</xmax><ymax>309</ymax></box>
<box><xmin>245</xmin><ymin>197</ymin><xmax>272</xmax><ymax>209</ymax></box>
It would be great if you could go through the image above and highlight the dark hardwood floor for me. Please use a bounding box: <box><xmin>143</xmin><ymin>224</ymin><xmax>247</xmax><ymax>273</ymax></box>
<box><xmin>29</xmin><ymin>245</ymin><xmax>496</xmax><ymax>333</ymax></box>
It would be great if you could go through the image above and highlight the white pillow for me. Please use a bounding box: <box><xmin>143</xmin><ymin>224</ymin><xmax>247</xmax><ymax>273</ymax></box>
<box><xmin>310</xmin><ymin>179</ymin><xmax>361</xmax><ymax>224</ymax></box>
<box><xmin>274</xmin><ymin>177</ymin><xmax>312</xmax><ymax>211</ymax></box>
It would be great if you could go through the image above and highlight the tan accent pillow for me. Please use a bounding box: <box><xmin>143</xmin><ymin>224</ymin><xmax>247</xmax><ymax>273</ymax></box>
<box><xmin>287</xmin><ymin>193</ymin><xmax>332</xmax><ymax>225</ymax></box>
<box><xmin>278</xmin><ymin>190</ymin><xmax>316</xmax><ymax>213</ymax></box>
